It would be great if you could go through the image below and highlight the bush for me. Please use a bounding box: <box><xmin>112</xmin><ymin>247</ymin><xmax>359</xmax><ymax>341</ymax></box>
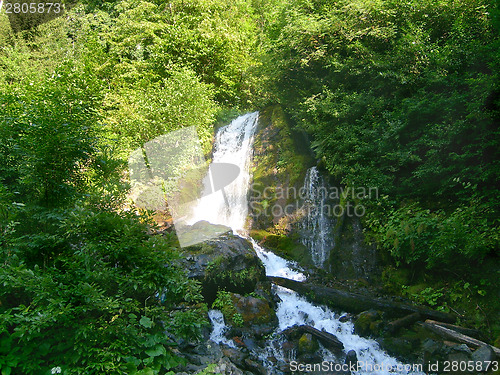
<box><xmin>0</xmin><ymin>208</ymin><xmax>207</xmax><ymax>375</ymax></box>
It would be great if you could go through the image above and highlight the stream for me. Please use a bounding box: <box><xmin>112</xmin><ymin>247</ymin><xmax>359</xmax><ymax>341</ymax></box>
<box><xmin>186</xmin><ymin>112</ymin><xmax>424</xmax><ymax>374</ymax></box>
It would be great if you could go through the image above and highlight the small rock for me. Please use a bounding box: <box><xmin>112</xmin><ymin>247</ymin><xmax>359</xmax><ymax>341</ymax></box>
<box><xmin>244</xmin><ymin>358</ymin><xmax>267</xmax><ymax>374</ymax></box>
<box><xmin>344</xmin><ymin>349</ymin><xmax>358</xmax><ymax>366</ymax></box>
<box><xmin>339</xmin><ymin>314</ymin><xmax>351</xmax><ymax>323</ymax></box>
<box><xmin>222</xmin><ymin>347</ymin><xmax>248</xmax><ymax>368</ymax></box>
<box><xmin>232</xmin><ymin>336</ymin><xmax>246</xmax><ymax>348</ymax></box>
<box><xmin>471</xmin><ymin>345</ymin><xmax>496</xmax><ymax>372</ymax></box>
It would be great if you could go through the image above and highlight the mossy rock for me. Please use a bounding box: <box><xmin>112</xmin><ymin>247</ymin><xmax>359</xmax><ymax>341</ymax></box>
<box><xmin>179</xmin><ymin>229</ymin><xmax>267</xmax><ymax>304</ymax></box>
<box><xmin>354</xmin><ymin>310</ymin><xmax>383</xmax><ymax>337</ymax></box>
<box><xmin>298</xmin><ymin>333</ymin><xmax>319</xmax><ymax>355</ymax></box>
<box><xmin>250</xmin><ymin>105</ymin><xmax>314</xmax><ymax>231</ymax></box>
<box><xmin>231</xmin><ymin>293</ymin><xmax>278</xmax><ymax>327</ymax></box>
<box><xmin>377</xmin><ymin>337</ymin><xmax>414</xmax><ymax>359</ymax></box>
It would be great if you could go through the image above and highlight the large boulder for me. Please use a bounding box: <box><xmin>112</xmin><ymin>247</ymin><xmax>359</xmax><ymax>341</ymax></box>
<box><xmin>178</xmin><ymin>222</ymin><xmax>266</xmax><ymax>303</ymax></box>
<box><xmin>232</xmin><ymin>293</ymin><xmax>278</xmax><ymax>329</ymax></box>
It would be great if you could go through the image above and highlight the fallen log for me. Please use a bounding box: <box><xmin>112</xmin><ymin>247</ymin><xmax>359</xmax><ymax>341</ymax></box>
<box><xmin>268</xmin><ymin>276</ymin><xmax>456</xmax><ymax>323</ymax></box>
<box><xmin>421</xmin><ymin>320</ymin><xmax>500</xmax><ymax>358</ymax></box>
<box><xmin>282</xmin><ymin>324</ymin><xmax>344</xmax><ymax>350</ymax></box>
<box><xmin>425</xmin><ymin>319</ymin><xmax>484</xmax><ymax>340</ymax></box>
<box><xmin>387</xmin><ymin>313</ymin><xmax>422</xmax><ymax>334</ymax></box>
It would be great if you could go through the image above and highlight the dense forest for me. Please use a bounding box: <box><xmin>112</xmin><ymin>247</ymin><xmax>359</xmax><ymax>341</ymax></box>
<box><xmin>0</xmin><ymin>0</ymin><xmax>499</xmax><ymax>374</ymax></box>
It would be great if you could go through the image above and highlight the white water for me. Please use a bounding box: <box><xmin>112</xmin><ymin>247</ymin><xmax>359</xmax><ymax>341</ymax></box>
<box><xmin>208</xmin><ymin>309</ymin><xmax>236</xmax><ymax>348</ymax></box>
<box><xmin>200</xmin><ymin>112</ymin><xmax>423</xmax><ymax>374</ymax></box>
<box><xmin>251</xmin><ymin>240</ymin><xmax>423</xmax><ymax>375</ymax></box>
<box><xmin>187</xmin><ymin>112</ymin><xmax>259</xmax><ymax>232</ymax></box>
<box><xmin>300</xmin><ymin>166</ymin><xmax>334</xmax><ymax>268</ymax></box>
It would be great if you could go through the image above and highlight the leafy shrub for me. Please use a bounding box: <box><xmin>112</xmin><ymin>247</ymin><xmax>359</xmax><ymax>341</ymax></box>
<box><xmin>0</xmin><ymin>208</ymin><xmax>207</xmax><ymax>375</ymax></box>
<box><xmin>212</xmin><ymin>290</ymin><xmax>244</xmax><ymax>327</ymax></box>
<box><xmin>375</xmin><ymin>199</ymin><xmax>497</xmax><ymax>268</ymax></box>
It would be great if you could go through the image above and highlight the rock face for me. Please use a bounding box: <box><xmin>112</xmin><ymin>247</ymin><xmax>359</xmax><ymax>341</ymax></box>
<box><xmin>249</xmin><ymin>105</ymin><xmax>314</xmax><ymax>232</ymax></box>
<box><xmin>178</xmin><ymin>222</ymin><xmax>266</xmax><ymax>304</ymax></box>
<box><xmin>329</xmin><ymin>216</ymin><xmax>380</xmax><ymax>281</ymax></box>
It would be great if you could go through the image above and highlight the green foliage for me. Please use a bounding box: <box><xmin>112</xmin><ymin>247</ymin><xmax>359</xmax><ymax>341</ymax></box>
<box><xmin>0</xmin><ymin>60</ymin><xmax>102</xmax><ymax>207</ymax></box>
<box><xmin>0</xmin><ymin>208</ymin><xmax>206</xmax><ymax>375</ymax></box>
<box><xmin>72</xmin><ymin>0</ymin><xmax>264</xmax><ymax>107</ymax></box>
<box><xmin>106</xmin><ymin>67</ymin><xmax>219</xmax><ymax>154</ymax></box>
<box><xmin>266</xmin><ymin>0</ymin><xmax>499</xmax><ymax>269</ymax></box>
<box><xmin>212</xmin><ymin>290</ymin><xmax>244</xmax><ymax>327</ymax></box>
<box><xmin>371</xmin><ymin>198</ymin><xmax>497</xmax><ymax>268</ymax></box>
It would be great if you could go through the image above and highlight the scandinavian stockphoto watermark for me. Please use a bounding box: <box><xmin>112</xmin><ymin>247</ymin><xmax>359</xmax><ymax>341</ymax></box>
<box><xmin>128</xmin><ymin>127</ymin><xmax>241</xmax><ymax>247</ymax></box>
<box><xmin>289</xmin><ymin>360</ymin><xmax>423</xmax><ymax>373</ymax></box>
<box><xmin>249</xmin><ymin>183</ymin><xmax>378</xmax><ymax>219</ymax></box>
<box><xmin>289</xmin><ymin>359</ymin><xmax>499</xmax><ymax>373</ymax></box>
<box><xmin>128</xmin><ymin>126</ymin><xmax>377</xmax><ymax>246</ymax></box>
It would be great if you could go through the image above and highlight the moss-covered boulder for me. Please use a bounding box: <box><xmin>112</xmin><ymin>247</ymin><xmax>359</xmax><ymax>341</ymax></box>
<box><xmin>298</xmin><ymin>333</ymin><xmax>319</xmax><ymax>355</ymax></box>
<box><xmin>232</xmin><ymin>293</ymin><xmax>278</xmax><ymax>328</ymax></box>
<box><xmin>354</xmin><ymin>310</ymin><xmax>383</xmax><ymax>337</ymax></box>
<box><xmin>178</xmin><ymin>224</ymin><xmax>266</xmax><ymax>304</ymax></box>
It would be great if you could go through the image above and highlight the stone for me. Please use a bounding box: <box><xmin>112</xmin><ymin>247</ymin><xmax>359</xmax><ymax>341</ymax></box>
<box><xmin>221</xmin><ymin>347</ymin><xmax>248</xmax><ymax>369</ymax></box>
<box><xmin>298</xmin><ymin>333</ymin><xmax>319</xmax><ymax>355</ymax></box>
<box><xmin>178</xmin><ymin>228</ymin><xmax>267</xmax><ymax>303</ymax></box>
<box><xmin>344</xmin><ymin>349</ymin><xmax>358</xmax><ymax>367</ymax></box>
<box><xmin>211</xmin><ymin>357</ymin><xmax>245</xmax><ymax>375</ymax></box>
<box><xmin>471</xmin><ymin>345</ymin><xmax>496</xmax><ymax>372</ymax></box>
<box><xmin>232</xmin><ymin>294</ymin><xmax>278</xmax><ymax>327</ymax></box>
<box><xmin>339</xmin><ymin>314</ymin><xmax>352</xmax><ymax>323</ymax></box>
<box><xmin>354</xmin><ymin>310</ymin><xmax>382</xmax><ymax>336</ymax></box>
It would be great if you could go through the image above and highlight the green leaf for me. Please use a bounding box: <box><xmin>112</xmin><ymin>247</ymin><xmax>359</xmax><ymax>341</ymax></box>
<box><xmin>2</xmin><ymin>367</ymin><xmax>12</xmax><ymax>375</ymax></box>
<box><xmin>137</xmin><ymin>368</ymin><xmax>154</xmax><ymax>375</ymax></box>
<box><xmin>139</xmin><ymin>316</ymin><xmax>153</xmax><ymax>328</ymax></box>
<box><xmin>145</xmin><ymin>344</ymin><xmax>166</xmax><ymax>358</ymax></box>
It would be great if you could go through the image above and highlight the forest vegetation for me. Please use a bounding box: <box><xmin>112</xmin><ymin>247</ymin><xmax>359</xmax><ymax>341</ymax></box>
<box><xmin>0</xmin><ymin>0</ymin><xmax>499</xmax><ymax>373</ymax></box>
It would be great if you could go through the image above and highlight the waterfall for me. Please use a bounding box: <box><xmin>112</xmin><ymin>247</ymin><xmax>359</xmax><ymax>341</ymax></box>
<box><xmin>186</xmin><ymin>112</ymin><xmax>259</xmax><ymax>232</ymax></box>
<box><xmin>300</xmin><ymin>166</ymin><xmax>334</xmax><ymax>268</ymax></box>
<box><xmin>199</xmin><ymin>112</ymin><xmax>422</xmax><ymax>375</ymax></box>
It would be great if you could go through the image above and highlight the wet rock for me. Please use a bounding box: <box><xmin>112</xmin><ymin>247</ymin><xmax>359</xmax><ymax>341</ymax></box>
<box><xmin>472</xmin><ymin>345</ymin><xmax>496</xmax><ymax>372</ymax></box>
<box><xmin>232</xmin><ymin>294</ymin><xmax>278</xmax><ymax>327</ymax></box>
<box><xmin>178</xmin><ymin>228</ymin><xmax>266</xmax><ymax>303</ymax></box>
<box><xmin>282</xmin><ymin>324</ymin><xmax>344</xmax><ymax>352</ymax></box>
<box><xmin>244</xmin><ymin>358</ymin><xmax>267</xmax><ymax>375</ymax></box>
<box><xmin>298</xmin><ymin>333</ymin><xmax>319</xmax><ymax>355</ymax></box>
<box><xmin>232</xmin><ymin>336</ymin><xmax>246</xmax><ymax>348</ymax></box>
<box><xmin>354</xmin><ymin>310</ymin><xmax>383</xmax><ymax>336</ymax></box>
<box><xmin>344</xmin><ymin>349</ymin><xmax>358</xmax><ymax>367</ymax></box>
<box><xmin>221</xmin><ymin>347</ymin><xmax>248</xmax><ymax>369</ymax></box>
<box><xmin>339</xmin><ymin>314</ymin><xmax>352</xmax><ymax>323</ymax></box>
<box><xmin>377</xmin><ymin>337</ymin><xmax>414</xmax><ymax>358</ymax></box>
<box><xmin>329</xmin><ymin>217</ymin><xmax>380</xmax><ymax>281</ymax></box>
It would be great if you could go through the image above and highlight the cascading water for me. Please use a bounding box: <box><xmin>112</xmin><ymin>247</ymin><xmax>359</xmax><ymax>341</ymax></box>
<box><xmin>186</xmin><ymin>111</ymin><xmax>259</xmax><ymax>232</ymax></box>
<box><xmin>251</xmin><ymin>239</ymin><xmax>423</xmax><ymax>375</ymax></box>
<box><xmin>193</xmin><ymin>112</ymin><xmax>423</xmax><ymax>375</ymax></box>
<box><xmin>300</xmin><ymin>166</ymin><xmax>334</xmax><ymax>268</ymax></box>
<box><xmin>208</xmin><ymin>310</ymin><xmax>236</xmax><ymax>348</ymax></box>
